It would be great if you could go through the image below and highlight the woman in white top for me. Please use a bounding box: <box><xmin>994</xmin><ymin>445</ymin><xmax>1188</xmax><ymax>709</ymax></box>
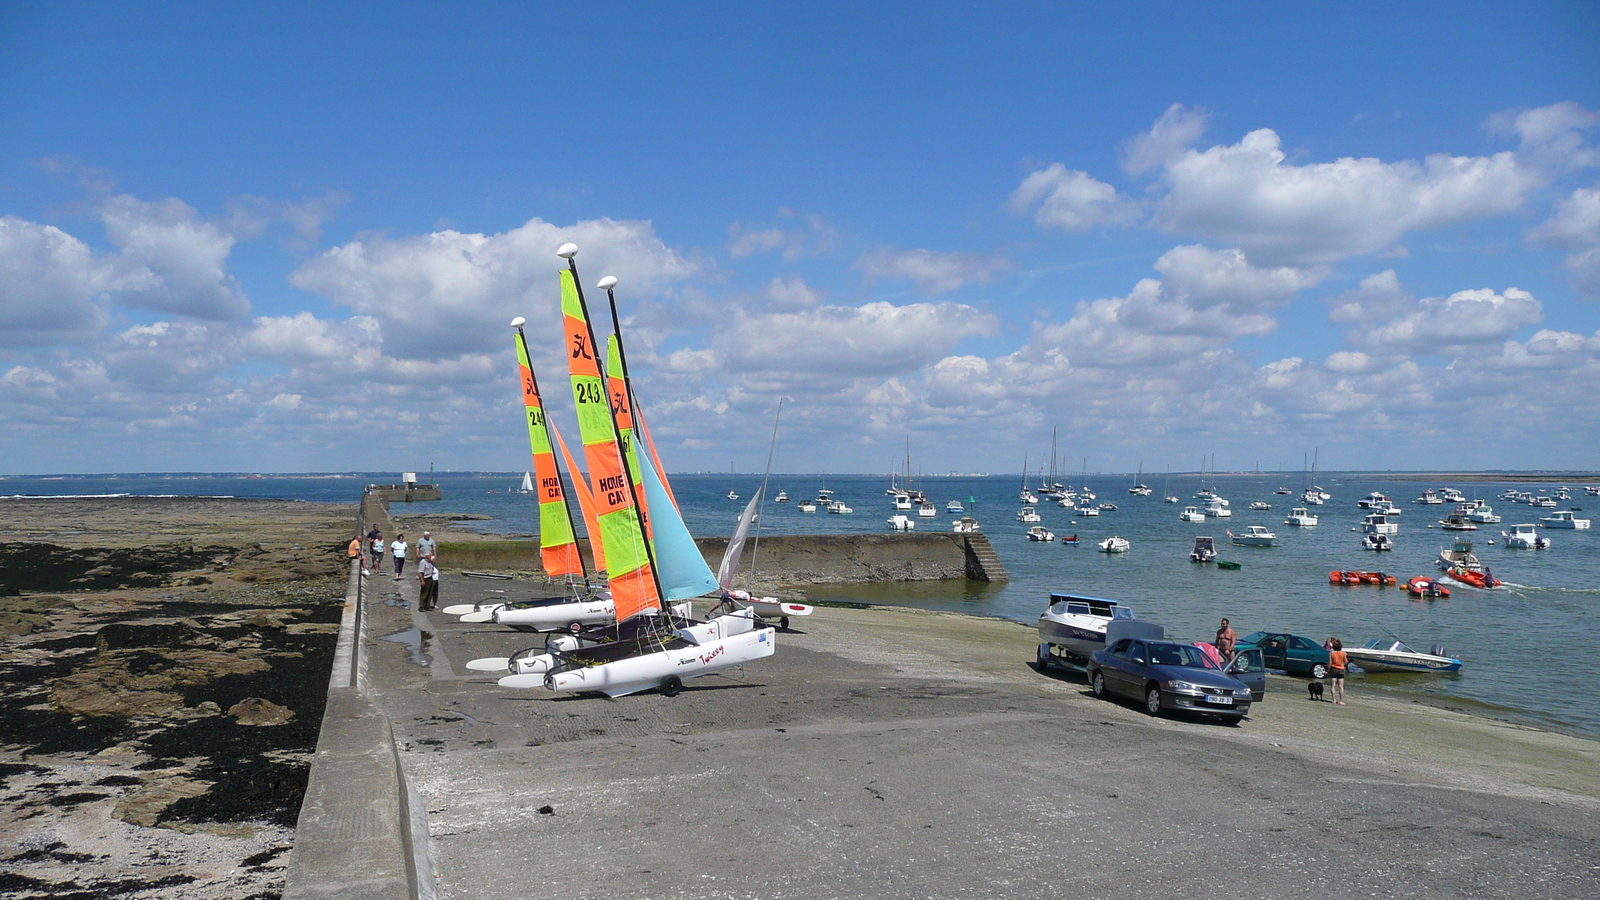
<box><xmin>390</xmin><ymin>534</ymin><xmax>408</xmax><ymax>577</ymax></box>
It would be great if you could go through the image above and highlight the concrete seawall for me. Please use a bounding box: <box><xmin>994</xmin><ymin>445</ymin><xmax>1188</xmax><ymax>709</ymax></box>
<box><xmin>429</xmin><ymin>531</ymin><xmax>1009</xmax><ymax>587</ymax></box>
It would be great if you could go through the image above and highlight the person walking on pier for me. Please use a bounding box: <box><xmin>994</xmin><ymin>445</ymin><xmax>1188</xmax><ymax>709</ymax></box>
<box><xmin>368</xmin><ymin>526</ymin><xmax>384</xmax><ymax>573</ymax></box>
<box><xmin>417</xmin><ymin>554</ymin><xmax>439</xmax><ymax>611</ymax></box>
<box><xmin>391</xmin><ymin>533</ymin><xmax>408</xmax><ymax>577</ymax></box>
<box><xmin>417</xmin><ymin>531</ymin><xmax>436</xmax><ymax>564</ymax></box>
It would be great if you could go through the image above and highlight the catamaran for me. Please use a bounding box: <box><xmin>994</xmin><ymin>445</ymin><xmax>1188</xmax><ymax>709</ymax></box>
<box><xmin>480</xmin><ymin>247</ymin><xmax>776</xmax><ymax>697</ymax></box>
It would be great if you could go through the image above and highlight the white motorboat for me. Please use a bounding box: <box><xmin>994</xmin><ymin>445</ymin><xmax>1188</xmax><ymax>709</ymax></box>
<box><xmin>827</xmin><ymin>501</ymin><xmax>854</xmax><ymax>514</ymax></box>
<box><xmin>1313</xmin><ymin>486</ymin><xmax>1332</xmax><ymax>500</ymax></box>
<box><xmin>1540</xmin><ymin>510</ymin><xmax>1591</xmax><ymax>529</ymax></box>
<box><xmin>1502</xmin><ymin>523</ymin><xmax>1550</xmax><ymax>549</ymax></box>
<box><xmin>1284</xmin><ymin>507</ymin><xmax>1319</xmax><ymax>526</ymax></box>
<box><xmin>1468</xmin><ymin>504</ymin><xmax>1501</xmax><ymax>524</ymax></box>
<box><xmin>1163</xmin><ymin>494</ymin><xmax>1180</xmax><ymax>503</ymax></box>
<box><xmin>888</xmin><ymin>514</ymin><xmax>915</xmax><ymax>531</ymax></box>
<box><xmin>1358</xmin><ymin>491</ymin><xmax>1390</xmax><ymax>509</ymax></box>
<box><xmin>946</xmin><ymin>500</ymin><xmax>964</xmax><ymax>513</ymax></box>
<box><xmin>1438</xmin><ymin>512</ymin><xmax>1478</xmax><ymax>531</ymax></box>
<box><xmin>1229</xmin><ymin>525</ymin><xmax>1276</xmax><ymax>547</ymax></box>
<box><xmin>1018</xmin><ymin>505</ymin><xmax>1042</xmax><ymax>523</ymax></box>
<box><xmin>1190</xmin><ymin>535</ymin><xmax>1216</xmax><ymax>563</ymax></box>
<box><xmin>1532</xmin><ymin>496</ymin><xmax>1558</xmax><ymax>508</ymax></box>
<box><xmin>1037</xmin><ymin>593</ymin><xmax>1136</xmax><ymax>666</ymax></box>
<box><xmin>1300</xmin><ymin>490</ymin><xmax>1325</xmax><ymax>506</ymax></box>
<box><xmin>1204</xmin><ymin>498</ymin><xmax>1232</xmax><ymax>518</ymax></box>
<box><xmin>774</xmin><ymin>491</ymin><xmax>789</xmax><ymax>503</ymax></box>
<box><xmin>1373</xmin><ymin>500</ymin><xmax>1403</xmax><ymax>517</ymax></box>
<box><xmin>893</xmin><ymin>494</ymin><xmax>912</xmax><ymax>510</ymax></box>
<box><xmin>728</xmin><ymin>490</ymin><xmax>739</xmax><ymax>500</ymax></box>
<box><xmin>1098</xmin><ymin>535</ymin><xmax>1130</xmax><ymax>553</ymax></box>
<box><xmin>1076</xmin><ymin>503</ymin><xmax>1100</xmax><ymax>517</ymax></box>
<box><xmin>1587</xmin><ymin>486</ymin><xmax>1600</xmax><ymax>496</ymax></box>
<box><xmin>952</xmin><ymin>516</ymin><xmax>981</xmax><ymax>534</ymax></box>
<box><xmin>1415</xmin><ymin>488</ymin><xmax>1442</xmax><ymax>504</ymax></box>
<box><xmin>917</xmin><ymin>502</ymin><xmax>938</xmax><ymax>518</ymax></box>
<box><xmin>1180</xmin><ymin>506</ymin><xmax>1207</xmax><ymax>523</ymax></box>
<box><xmin>1361</xmin><ymin>513</ymin><xmax>1398</xmax><ymax>535</ymax></box>
<box><xmin>1248</xmin><ymin>500</ymin><xmax>1270</xmax><ymax>510</ymax></box>
<box><xmin>1361</xmin><ymin>533</ymin><xmax>1394</xmax><ymax>551</ymax></box>
<box><xmin>1098</xmin><ymin>502</ymin><xmax>1118</xmax><ymax>511</ymax></box>
<box><xmin>798</xmin><ymin>501</ymin><xmax>817</xmax><ymax>513</ymax></box>
<box><xmin>1437</xmin><ymin>537</ymin><xmax>1489</xmax><ymax>575</ymax></box>
<box><xmin>1345</xmin><ymin>638</ymin><xmax>1461</xmax><ymax>674</ymax></box>
<box><xmin>1020</xmin><ymin>490</ymin><xmax>1039</xmax><ymax>505</ymax></box>
<box><xmin>1027</xmin><ymin>525</ymin><xmax>1056</xmax><ymax>543</ymax></box>
<box><xmin>1438</xmin><ymin>488</ymin><xmax>1466</xmax><ymax>504</ymax></box>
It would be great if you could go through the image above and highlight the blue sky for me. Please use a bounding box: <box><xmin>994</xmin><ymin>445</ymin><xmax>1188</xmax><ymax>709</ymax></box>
<box><xmin>2</xmin><ymin>2</ymin><xmax>1598</xmax><ymax>475</ymax></box>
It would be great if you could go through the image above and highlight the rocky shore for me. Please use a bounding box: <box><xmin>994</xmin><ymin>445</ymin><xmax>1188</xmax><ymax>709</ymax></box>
<box><xmin>0</xmin><ymin>497</ymin><xmax>352</xmax><ymax>900</ymax></box>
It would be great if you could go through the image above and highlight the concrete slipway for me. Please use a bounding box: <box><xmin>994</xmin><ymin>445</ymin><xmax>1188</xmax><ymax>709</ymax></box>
<box><xmin>286</xmin><ymin>562</ymin><xmax>1600</xmax><ymax>900</ymax></box>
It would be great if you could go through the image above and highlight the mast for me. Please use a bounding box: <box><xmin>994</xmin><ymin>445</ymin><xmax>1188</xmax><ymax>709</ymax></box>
<box><xmin>512</xmin><ymin>317</ymin><xmax>590</xmax><ymax>587</ymax></box>
<box><xmin>558</xmin><ymin>245</ymin><xmax>666</xmax><ymax>621</ymax></box>
<box><xmin>749</xmin><ymin>398</ymin><xmax>783</xmax><ymax>582</ymax></box>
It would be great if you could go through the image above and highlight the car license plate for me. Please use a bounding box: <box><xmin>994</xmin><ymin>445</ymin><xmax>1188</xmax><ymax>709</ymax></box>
<box><xmin>1203</xmin><ymin>695</ymin><xmax>1234</xmax><ymax>705</ymax></box>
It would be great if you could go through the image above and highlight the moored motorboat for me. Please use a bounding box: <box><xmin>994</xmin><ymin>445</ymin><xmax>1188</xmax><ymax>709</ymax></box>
<box><xmin>1362</xmin><ymin>513</ymin><xmax>1398</xmax><ymax>535</ymax></box>
<box><xmin>946</xmin><ymin>499</ymin><xmax>964</xmax><ymax>513</ymax></box>
<box><xmin>1098</xmin><ymin>535</ymin><xmax>1130</xmax><ymax>553</ymax></box>
<box><xmin>1248</xmin><ymin>500</ymin><xmax>1271</xmax><ymax>510</ymax></box>
<box><xmin>1285</xmin><ymin>507</ymin><xmax>1319</xmax><ymax>526</ymax></box>
<box><xmin>1190</xmin><ymin>535</ymin><xmax>1216</xmax><ymax>562</ymax></box>
<box><xmin>1540</xmin><ymin>510</ymin><xmax>1590</xmax><ymax>529</ymax></box>
<box><xmin>917</xmin><ymin>502</ymin><xmax>938</xmax><ymax>518</ymax></box>
<box><xmin>1415</xmin><ymin>488</ymin><xmax>1442</xmax><ymax>504</ymax></box>
<box><xmin>1204</xmin><ymin>497</ymin><xmax>1232</xmax><ymax>518</ymax></box>
<box><xmin>1018</xmin><ymin>505</ymin><xmax>1042</xmax><ymax>523</ymax></box>
<box><xmin>1502</xmin><ymin>523</ymin><xmax>1550</xmax><ymax>549</ymax></box>
<box><xmin>1345</xmin><ymin>638</ymin><xmax>1461</xmax><ymax>674</ymax></box>
<box><xmin>1467</xmin><ymin>504</ymin><xmax>1501</xmax><ymax>524</ymax></box>
<box><xmin>952</xmin><ymin>516</ymin><xmax>981</xmax><ymax>534</ymax></box>
<box><xmin>774</xmin><ymin>491</ymin><xmax>789</xmax><ymax>503</ymax></box>
<box><xmin>1358</xmin><ymin>491</ymin><xmax>1390</xmax><ymax>509</ymax></box>
<box><xmin>1180</xmin><ymin>505</ymin><xmax>1207</xmax><ymax>523</ymax></box>
<box><xmin>1438</xmin><ymin>511</ymin><xmax>1478</xmax><ymax>531</ymax></box>
<box><xmin>887</xmin><ymin>514</ymin><xmax>915</xmax><ymax>531</ymax></box>
<box><xmin>1361</xmin><ymin>533</ymin><xmax>1394</xmax><ymax>551</ymax></box>
<box><xmin>1026</xmin><ymin>525</ymin><xmax>1056</xmax><ymax>543</ymax></box>
<box><xmin>1076</xmin><ymin>503</ymin><xmax>1100</xmax><ymax>517</ymax></box>
<box><xmin>1229</xmin><ymin>525</ymin><xmax>1276</xmax><ymax>547</ymax></box>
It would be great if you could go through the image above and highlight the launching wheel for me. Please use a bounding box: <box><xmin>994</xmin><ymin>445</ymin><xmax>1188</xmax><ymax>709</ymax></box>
<box><xmin>567</xmin><ymin>621</ymin><xmax>583</xmax><ymax>634</ymax></box>
<box><xmin>780</xmin><ymin>616</ymin><xmax>790</xmax><ymax>630</ymax></box>
<box><xmin>659</xmin><ymin>675</ymin><xmax>683</xmax><ymax>697</ymax></box>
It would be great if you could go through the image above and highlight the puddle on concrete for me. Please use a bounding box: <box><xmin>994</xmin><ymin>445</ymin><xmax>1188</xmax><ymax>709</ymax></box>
<box><xmin>380</xmin><ymin>627</ymin><xmax>433</xmax><ymax>667</ymax></box>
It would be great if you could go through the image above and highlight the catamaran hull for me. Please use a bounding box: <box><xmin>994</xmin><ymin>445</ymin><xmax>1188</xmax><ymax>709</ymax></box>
<box><xmin>746</xmin><ymin>599</ymin><xmax>812</xmax><ymax>621</ymax></box>
<box><xmin>494</xmin><ymin>599</ymin><xmax>615</xmax><ymax>630</ymax></box>
<box><xmin>539</xmin><ymin>628</ymin><xmax>777</xmax><ymax>697</ymax></box>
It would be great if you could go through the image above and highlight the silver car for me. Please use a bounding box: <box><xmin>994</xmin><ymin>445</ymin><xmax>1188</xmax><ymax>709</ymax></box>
<box><xmin>1088</xmin><ymin>638</ymin><xmax>1254</xmax><ymax>722</ymax></box>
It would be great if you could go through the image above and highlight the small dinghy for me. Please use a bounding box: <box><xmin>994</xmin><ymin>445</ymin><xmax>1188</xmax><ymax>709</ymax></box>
<box><xmin>1328</xmin><ymin>570</ymin><xmax>1396</xmax><ymax>586</ymax></box>
<box><xmin>1405</xmin><ymin>576</ymin><xmax>1450</xmax><ymax>598</ymax></box>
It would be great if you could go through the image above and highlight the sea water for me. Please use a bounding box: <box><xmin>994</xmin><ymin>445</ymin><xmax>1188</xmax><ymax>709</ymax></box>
<box><xmin>5</xmin><ymin>470</ymin><xmax>1597</xmax><ymax>739</ymax></box>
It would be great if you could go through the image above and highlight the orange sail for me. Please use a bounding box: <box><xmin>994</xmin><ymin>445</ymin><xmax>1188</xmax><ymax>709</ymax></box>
<box><xmin>561</xmin><ymin>266</ymin><xmax>660</xmax><ymax>622</ymax></box>
<box><xmin>550</xmin><ymin>420</ymin><xmax>606</xmax><ymax>573</ymax></box>
<box><xmin>515</xmin><ymin>327</ymin><xmax>585</xmax><ymax>580</ymax></box>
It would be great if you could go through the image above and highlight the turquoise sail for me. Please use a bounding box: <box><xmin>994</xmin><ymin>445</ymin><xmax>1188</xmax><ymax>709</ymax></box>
<box><xmin>637</xmin><ymin>446</ymin><xmax>720</xmax><ymax>601</ymax></box>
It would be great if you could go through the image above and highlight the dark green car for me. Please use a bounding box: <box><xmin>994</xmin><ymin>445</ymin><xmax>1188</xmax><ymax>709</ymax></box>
<box><xmin>1236</xmin><ymin>631</ymin><xmax>1331</xmax><ymax>679</ymax></box>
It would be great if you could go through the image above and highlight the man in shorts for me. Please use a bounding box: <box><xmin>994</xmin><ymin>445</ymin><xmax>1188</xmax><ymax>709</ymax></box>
<box><xmin>1215</xmin><ymin>618</ymin><xmax>1238</xmax><ymax>661</ymax></box>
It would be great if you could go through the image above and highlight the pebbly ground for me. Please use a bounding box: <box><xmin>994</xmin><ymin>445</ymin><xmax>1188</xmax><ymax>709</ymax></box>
<box><xmin>0</xmin><ymin>497</ymin><xmax>351</xmax><ymax>900</ymax></box>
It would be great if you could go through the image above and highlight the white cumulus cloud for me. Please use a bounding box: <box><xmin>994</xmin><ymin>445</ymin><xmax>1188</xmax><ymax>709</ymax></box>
<box><xmin>100</xmin><ymin>195</ymin><xmax>251</xmax><ymax>320</ymax></box>
<box><xmin>853</xmin><ymin>247</ymin><xmax>1015</xmax><ymax>295</ymax></box>
<box><xmin>1006</xmin><ymin>164</ymin><xmax>1138</xmax><ymax>233</ymax></box>
<box><xmin>1121</xmin><ymin>103</ymin><xmax>1208</xmax><ymax>175</ymax></box>
<box><xmin>0</xmin><ymin>216</ymin><xmax>115</xmax><ymax>344</ymax></box>
<box><xmin>290</xmin><ymin>217</ymin><xmax>699</xmax><ymax>361</ymax></box>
